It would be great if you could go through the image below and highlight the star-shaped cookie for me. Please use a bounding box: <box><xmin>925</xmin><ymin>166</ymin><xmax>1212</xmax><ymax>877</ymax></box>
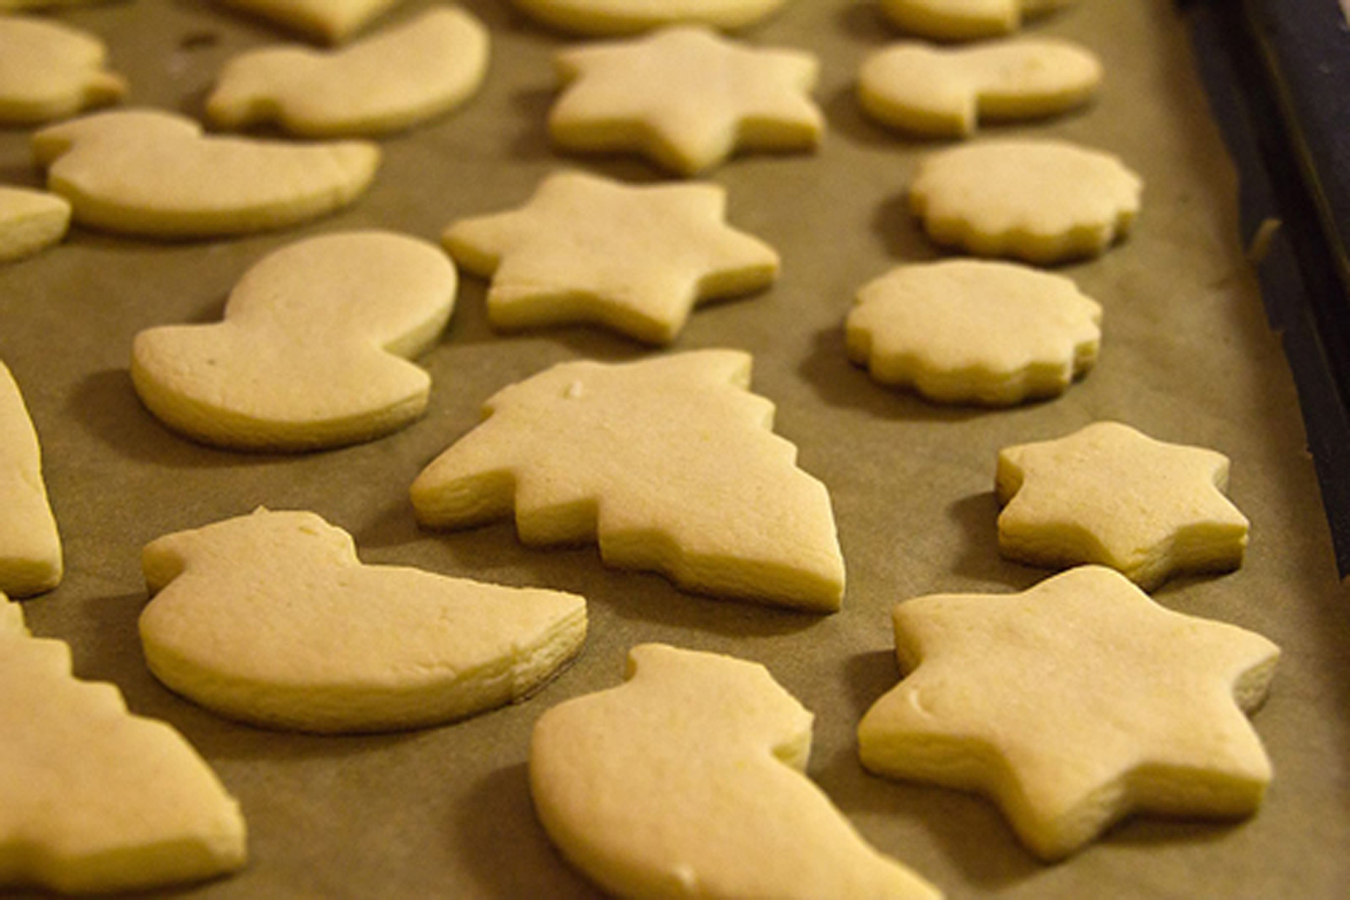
<box><xmin>442</xmin><ymin>170</ymin><xmax>778</xmax><ymax>344</ymax></box>
<box><xmin>996</xmin><ymin>421</ymin><xmax>1249</xmax><ymax>590</ymax></box>
<box><xmin>858</xmin><ymin>565</ymin><xmax>1279</xmax><ymax>860</ymax></box>
<box><xmin>548</xmin><ymin>25</ymin><xmax>823</xmax><ymax>176</ymax></box>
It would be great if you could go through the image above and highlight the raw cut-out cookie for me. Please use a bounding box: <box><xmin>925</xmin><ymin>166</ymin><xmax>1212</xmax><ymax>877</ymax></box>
<box><xmin>0</xmin><ymin>362</ymin><xmax>61</xmax><ymax>597</ymax></box>
<box><xmin>858</xmin><ymin>565</ymin><xmax>1279</xmax><ymax>860</ymax></box>
<box><xmin>206</xmin><ymin>6</ymin><xmax>490</xmax><ymax>137</ymax></box>
<box><xmin>550</xmin><ymin>25</ymin><xmax>823</xmax><ymax>176</ymax></box>
<box><xmin>1</xmin><ymin>598</ymin><xmax>247</xmax><ymax>893</ymax></box>
<box><xmin>140</xmin><ymin>508</ymin><xmax>588</xmax><ymax>733</ymax></box>
<box><xmin>997</xmin><ymin>421</ymin><xmax>1249</xmax><ymax>589</ymax></box>
<box><xmin>132</xmin><ymin>231</ymin><xmax>456</xmax><ymax>451</ymax></box>
<box><xmin>531</xmin><ymin>643</ymin><xmax>942</xmax><ymax>898</ymax></box>
<box><xmin>0</xmin><ymin>187</ymin><xmax>70</xmax><ymax>264</ymax></box>
<box><xmin>857</xmin><ymin>38</ymin><xmax>1101</xmax><ymax>138</ymax></box>
<box><xmin>879</xmin><ymin>0</ymin><xmax>1079</xmax><ymax>41</ymax></box>
<box><xmin>443</xmin><ymin>170</ymin><xmax>778</xmax><ymax>344</ymax></box>
<box><xmin>0</xmin><ymin>15</ymin><xmax>126</xmax><ymax>124</ymax></box>
<box><xmin>32</xmin><ymin>109</ymin><xmax>380</xmax><ymax>238</ymax></box>
<box><xmin>845</xmin><ymin>259</ymin><xmax>1102</xmax><ymax>405</ymax></box>
<box><xmin>411</xmin><ymin>350</ymin><xmax>845</xmax><ymax>611</ymax></box>
<box><xmin>511</xmin><ymin>0</ymin><xmax>789</xmax><ymax>35</ymax></box>
<box><xmin>909</xmin><ymin>139</ymin><xmax>1142</xmax><ymax>264</ymax></box>
<box><xmin>215</xmin><ymin>0</ymin><xmax>403</xmax><ymax>44</ymax></box>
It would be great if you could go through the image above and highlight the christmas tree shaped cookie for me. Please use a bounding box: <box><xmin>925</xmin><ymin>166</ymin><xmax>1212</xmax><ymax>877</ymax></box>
<box><xmin>1</xmin><ymin>597</ymin><xmax>247</xmax><ymax>893</ymax></box>
<box><xmin>140</xmin><ymin>509</ymin><xmax>588</xmax><ymax>733</ymax></box>
<box><xmin>858</xmin><ymin>566</ymin><xmax>1279</xmax><ymax>860</ymax></box>
<box><xmin>531</xmin><ymin>643</ymin><xmax>941</xmax><ymax>898</ymax></box>
<box><xmin>0</xmin><ymin>361</ymin><xmax>61</xmax><ymax>597</ymax></box>
<box><xmin>411</xmin><ymin>350</ymin><xmax>845</xmax><ymax>611</ymax></box>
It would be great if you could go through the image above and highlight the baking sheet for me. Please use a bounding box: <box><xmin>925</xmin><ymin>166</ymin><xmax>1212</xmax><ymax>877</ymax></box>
<box><xmin>3</xmin><ymin>0</ymin><xmax>1350</xmax><ymax>897</ymax></box>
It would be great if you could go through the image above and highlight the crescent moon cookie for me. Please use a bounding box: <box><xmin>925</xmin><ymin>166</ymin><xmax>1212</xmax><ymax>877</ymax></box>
<box><xmin>549</xmin><ymin>25</ymin><xmax>823</xmax><ymax>176</ymax></box>
<box><xmin>214</xmin><ymin>0</ymin><xmax>404</xmax><ymax>44</ymax></box>
<box><xmin>845</xmin><ymin>260</ymin><xmax>1102</xmax><ymax>405</ymax></box>
<box><xmin>908</xmin><ymin>139</ymin><xmax>1142</xmax><ymax>264</ymax></box>
<box><xmin>858</xmin><ymin>566</ymin><xmax>1279</xmax><ymax>860</ymax></box>
<box><xmin>879</xmin><ymin>0</ymin><xmax>1079</xmax><ymax>41</ymax></box>
<box><xmin>0</xmin><ymin>187</ymin><xmax>70</xmax><ymax>264</ymax></box>
<box><xmin>531</xmin><ymin>643</ymin><xmax>943</xmax><ymax>898</ymax></box>
<box><xmin>131</xmin><ymin>231</ymin><xmax>456</xmax><ymax>452</ymax></box>
<box><xmin>0</xmin><ymin>15</ymin><xmax>126</xmax><ymax>125</ymax></box>
<box><xmin>411</xmin><ymin>350</ymin><xmax>846</xmax><ymax>612</ymax></box>
<box><xmin>32</xmin><ymin>109</ymin><xmax>380</xmax><ymax>238</ymax></box>
<box><xmin>857</xmin><ymin>38</ymin><xmax>1101</xmax><ymax>138</ymax></box>
<box><xmin>510</xmin><ymin>0</ymin><xmax>790</xmax><ymax>36</ymax></box>
<box><xmin>442</xmin><ymin>170</ymin><xmax>779</xmax><ymax>345</ymax></box>
<box><xmin>0</xmin><ymin>362</ymin><xmax>61</xmax><ymax>597</ymax></box>
<box><xmin>206</xmin><ymin>6</ymin><xmax>490</xmax><ymax>137</ymax></box>
<box><xmin>1</xmin><ymin>598</ymin><xmax>248</xmax><ymax>894</ymax></box>
<box><xmin>996</xmin><ymin>421</ymin><xmax>1250</xmax><ymax>590</ymax></box>
<box><xmin>139</xmin><ymin>509</ymin><xmax>588</xmax><ymax>734</ymax></box>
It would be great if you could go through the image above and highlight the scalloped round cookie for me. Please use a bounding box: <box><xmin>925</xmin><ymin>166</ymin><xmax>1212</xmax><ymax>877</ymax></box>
<box><xmin>0</xmin><ymin>15</ymin><xmax>126</xmax><ymax>124</ymax></box>
<box><xmin>879</xmin><ymin>0</ymin><xmax>1079</xmax><ymax>41</ymax></box>
<box><xmin>846</xmin><ymin>259</ymin><xmax>1102</xmax><ymax>405</ymax></box>
<box><xmin>511</xmin><ymin>0</ymin><xmax>789</xmax><ymax>35</ymax></box>
<box><xmin>857</xmin><ymin>38</ymin><xmax>1101</xmax><ymax>138</ymax></box>
<box><xmin>908</xmin><ymin>139</ymin><xmax>1142</xmax><ymax>264</ymax></box>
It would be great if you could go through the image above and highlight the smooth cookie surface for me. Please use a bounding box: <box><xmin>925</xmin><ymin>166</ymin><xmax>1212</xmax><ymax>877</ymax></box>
<box><xmin>0</xmin><ymin>15</ymin><xmax>125</xmax><ymax>124</ymax></box>
<box><xmin>511</xmin><ymin>0</ymin><xmax>790</xmax><ymax>35</ymax></box>
<box><xmin>879</xmin><ymin>0</ymin><xmax>1078</xmax><ymax>41</ymax></box>
<box><xmin>0</xmin><ymin>186</ymin><xmax>70</xmax><ymax>264</ymax></box>
<box><xmin>0</xmin><ymin>362</ymin><xmax>61</xmax><ymax>597</ymax></box>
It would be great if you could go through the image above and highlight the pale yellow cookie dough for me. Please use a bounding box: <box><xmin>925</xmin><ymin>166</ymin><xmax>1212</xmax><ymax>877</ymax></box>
<box><xmin>511</xmin><ymin>0</ymin><xmax>790</xmax><ymax>35</ymax></box>
<box><xmin>132</xmin><ymin>231</ymin><xmax>455</xmax><ymax>451</ymax></box>
<box><xmin>33</xmin><ymin>109</ymin><xmax>380</xmax><ymax>238</ymax></box>
<box><xmin>996</xmin><ymin>421</ymin><xmax>1250</xmax><ymax>589</ymax></box>
<box><xmin>550</xmin><ymin>25</ymin><xmax>822</xmax><ymax>176</ymax></box>
<box><xmin>140</xmin><ymin>509</ymin><xmax>588</xmax><ymax>733</ymax></box>
<box><xmin>857</xmin><ymin>38</ymin><xmax>1101</xmax><ymax>138</ymax></box>
<box><xmin>0</xmin><ymin>15</ymin><xmax>125</xmax><ymax>124</ymax></box>
<box><xmin>858</xmin><ymin>566</ymin><xmax>1279</xmax><ymax>860</ymax></box>
<box><xmin>215</xmin><ymin>0</ymin><xmax>404</xmax><ymax>44</ymax></box>
<box><xmin>879</xmin><ymin>0</ymin><xmax>1079</xmax><ymax>41</ymax></box>
<box><xmin>531</xmin><ymin>643</ymin><xmax>942</xmax><ymax>898</ymax></box>
<box><xmin>846</xmin><ymin>259</ymin><xmax>1102</xmax><ymax>405</ymax></box>
<box><xmin>0</xmin><ymin>361</ymin><xmax>61</xmax><ymax>598</ymax></box>
<box><xmin>0</xmin><ymin>187</ymin><xmax>70</xmax><ymax>264</ymax></box>
<box><xmin>411</xmin><ymin>350</ymin><xmax>845</xmax><ymax>611</ymax></box>
<box><xmin>909</xmin><ymin>139</ymin><xmax>1142</xmax><ymax>264</ymax></box>
<box><xmin>442</xmin><ymin>170</ymin><xmax>778</xmax><ymax>344</ymax></box>
<box><xmin>207</xmin><ymin>6</ymin><xmax>490</xmax><ymax>137</ymax></box>
<box><xmin>1</xmin><ymin>599</ymin><xmax>248</xmax><ymax>893</ymax></box>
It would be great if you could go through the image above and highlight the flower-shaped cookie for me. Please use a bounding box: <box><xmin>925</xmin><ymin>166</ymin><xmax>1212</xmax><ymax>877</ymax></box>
<box><xmin>532</xmin><ymin>643</ymin><xmax>941</xmax><ymax>898</ymax></box>
<box><xmin>32</xmin><ymin>109</ymin><xmax>379</xmax><ymax>238</ymax></box>
<box><xmin>549</xmin><ymin>26</ymin><xmax>823</xmax><ymax>176</ymax></box>
<box><xmin>0</xmin><ymin>187</ymin><xmax>70</xmax><ymax>264</ymax></box>
<box><xmin>0</xmin><ymin>15</ymin><xmax>125</xmax><ymax>124</ymax></box>
<box><xmin>443</xmin><ymin>170</ymin><xmax>778</xmax><ymax>344</ymax></box>
<box><xmin>140</xmin><ymin>509</ymin><xmax>588</xmax><ymax>733</ymax></box>
<box><xmin>879</xmin><ymin>0</ymin><xmax>1079</xmax><ymax>41</ymax></box>
<box><xmin>1</xmin><ymin>600</ymin><xmax>247</xmax><ymax>893</ymax></box>
<box><xmin>857</xmin><ymin>38</ymin><xmax>1101</xmax><ymax>138</ymax></box>
<box><xmin>996</xmin><ymin>421</ymin><xmax>1250</xmax><ymax>589</ymax></box>
<box><xmin>0</xmin><ymin>362</ymin><xmax>61</xmax><ymax>597</ymax></box>
<box><xmin>845</xmin><ymin>260</ymin><xmax>1102</xmax><ymax>405</ymax></box>
<box><xmin>511</xmin><ymin>0</ymin><xmax>790</xmax><ymax>36</ymax></box>
<box><xmin>131</xmin><ymin>231</ymin><xmax>456</xmax><ymax>451</ymax></box>
<box><xmin>858</xmin><ymin>565</ymin><xmax>1279</xmax><ymax>860</ymax></box>
<box><xmin>206</xmin><ymin>6</ymin><xmax>490</xmax><ymax>137</ymax></box>
<box><xmin>411</xmin><ymin>350</ymin><xmax>845</xmax><ymax>611</ymax></box>
<box><xmin>909</xmin><ymin>139</ymin><xmax>1142</xmax><ymax>264</ymax></box>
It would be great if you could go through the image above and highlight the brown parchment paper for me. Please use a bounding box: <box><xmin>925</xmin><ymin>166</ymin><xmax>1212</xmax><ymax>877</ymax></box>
<box><xmin>3</xmin><ymin>0</ymin><xmax>1349</xmax><ymax>897</ymax></box>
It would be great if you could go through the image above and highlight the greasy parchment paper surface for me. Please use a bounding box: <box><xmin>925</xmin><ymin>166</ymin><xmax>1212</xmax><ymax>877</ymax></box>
<box><xmin>3</xmin><ymin>0</ymin><xmax>1350</xmax><ymax>897</ymax></box>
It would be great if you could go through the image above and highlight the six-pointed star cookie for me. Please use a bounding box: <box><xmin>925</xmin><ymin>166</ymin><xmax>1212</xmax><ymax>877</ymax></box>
<box><xmin>549</xmin><ymin>25</ymin><xmax>823</xmax><ymax>175</ymax></box>
<box><xmin>442</xmin><ymin>170</ymin><xmax>779</xmax><ymax>344</ymax></box>
<box><xmin>996</xmin><ymin>421</ymin><xmax>1249</xmax><ymax>589</ymax></box>
<box><xmin>858</xmin><ymin>565</ymin><xmax>1280</xmax><ymax>860</ymax></box>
